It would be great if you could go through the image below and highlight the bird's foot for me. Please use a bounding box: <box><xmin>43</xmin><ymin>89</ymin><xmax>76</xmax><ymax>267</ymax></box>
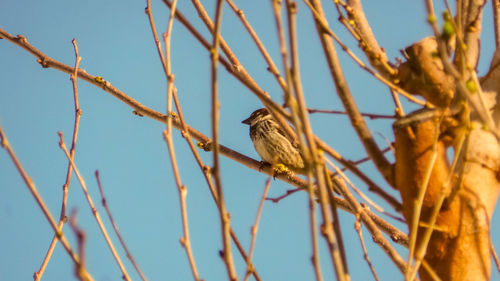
<box><xmin>272</xmin><ymin>164</ymin><xmax>294</xmax><ymax>179</ymax></box>
<box><xmin>259</xmin><ymin>161</ymin><xmax>271</xmax><ymax>172</ymax></box>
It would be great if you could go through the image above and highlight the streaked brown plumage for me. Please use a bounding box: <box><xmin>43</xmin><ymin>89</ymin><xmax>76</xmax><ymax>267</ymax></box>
<box><xmin>242</xmin><ymin>108</ymin><xmax>304</xmax><ymax>172</ymax></box>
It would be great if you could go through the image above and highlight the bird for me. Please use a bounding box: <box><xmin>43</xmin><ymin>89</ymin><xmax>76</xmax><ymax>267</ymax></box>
<box><xmin>242</xmin><ymin>108</ymin><xmax>304</xmax><ymax>174</ymax></box>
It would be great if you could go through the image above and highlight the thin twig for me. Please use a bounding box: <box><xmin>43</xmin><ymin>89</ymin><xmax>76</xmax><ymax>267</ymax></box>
<box><xmin>421</xmin><ymin>260</ymin><xmax>442</xmax><ymax>281</ymax></box>
<box><xmin>489</xmin><ymin>0</ymin><xmax>500</xmax><ymax>70</ymax></box>
<box><xmin>35</xmin><ymin>38</ymin><xmax>82</xmax><ymax>281</ymax></box>
<box><xmin>69</xmin><ymin>210</ymin><xmax>93</xmax><ymax>281</ymax></box>
<box><xmin>491</xmin><ymin>238</ymin><xmax>500</xmax><ymax>273</ymax></box>
<box><xmin>58</xmin><ymin>132</ymin><xmax>131</xmax><ymax>281</ymax></box>
<box><xmin>145</xmin><ymin>0</ymin><xmax>168</xmax><ymax>74</ymax></box>
<box><xmin>209</xmin><ymin>1</ymin><xmax>238</xmax><ymax>280</ymax></box>
<box><xmin>355</xmin><ymin>215</ymin><xmax>380</xmax><ymax>281</ymax></box>
<box><xmin>265</xmin><ymin>188</ymin><xmax>301</xmax><ymax>202</ymax></box>
<box><xmin>408</xmin><ymin>127</ymin><xmax>468</xmax><ymax>281</ymax></box>
<box><xmin>274</xmin><ymin>0</ymin><xmax>325</xmax><ymax>279</ymax></box>
<box><xmin>243</xmin><ymin>178</ymin><xmax>272</xmax><ymax>281</ymax></box>
<box><xmin>285</xmin><ymin>0</ymin><xmax>348</xmax><ymax>278</ymax></box>
<box><xmin>306</xmin><ymin>171</ymin><xmax>324</xmax><ymax>281</ymax></box>
<box><xmin>337</xmin><ymin>147</ymin><xmax>392</xmax><ymax>172</ymax></box>
<box><xmin>225</xmin><ymin>0</ymin><xmax>288</xmax><ymax>93</ymax></box>
<box><xmin>95</xmin><ymin>171</ymin><xmax>149</xmax><ymax>281</ymax></box>
<box><xmin>162</xmin><ymin>128</ymin><xmax>201</xmax><ymax>281</ymax></box>
<box><xmin>493</xmin><ymin>0</ymin><xmax>500</xmax><ymax>48</ymax></box>
<box><xmin>406</xmin><ymin>123</ymin><xmax>439</xmax><ymax>281</ymax></box>
<box><xmin>390</xmin><ymin>88</ymin><xmax>406</xmax><ymax>117</ymax></box>
<box><xmin>307</xmin><ymin>108</ymin><xmax>396</xmax><ymax>119</ymax></box>
<box><xmin>322</xmin><ymin>166</ymin><xmax>349</xmax><ymax>278</ymax></box>
<box><xmin>0</xmin><ymin>124</ymin><xmax>91</xmax><ymax>280</ymax></box>
<box><xmin>158</xmin><ymin>0</ymin><xmax>202</xmax><ymax>279</ymax></box>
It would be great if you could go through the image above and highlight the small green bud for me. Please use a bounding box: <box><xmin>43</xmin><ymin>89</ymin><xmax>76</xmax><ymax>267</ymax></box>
<box><xmin>465</xmin><ymin>79</ymin><xmax>477</xmax><ymax>93</ymax></box>
<box><xmin>427</xmin><ymin>14</ymin><xmax>437</xmax><ymax>23</ymax></box>
<box><xmin>442</xmin><ymin>11</ymin><xmax>451</xmax><ymax>21</ymax></box>
<box><xmin>442</xmin><ymin>21</ymin><xmax>455</xmax><ymax>37</ymax></box>
<box><xmin>197</xmin><ymin>142</ymin><xmax>204</xmax><ymax>149</ymax></box>
<box><xmin>94</xmin><ymin>76</ymin><xmax>104</xmax><ymax>83</ymax></box>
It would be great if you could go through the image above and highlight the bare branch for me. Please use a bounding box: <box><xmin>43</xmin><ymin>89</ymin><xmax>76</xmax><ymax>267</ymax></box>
<box><xmin>58</xmin><ymin>132</ymin><xmax>131</xmax><ymax>281</ymax></box>
<box><xmin>242</xmin><ymin>178</ymin><xmax>272</xmax><ymax>281</ymax></box>
<box><xmin>95</xmin><ymin>171</ymin><xmax>149</xmax><ymax>281</ymax></box>
<box><xmin>69</xmin><ymin>210</ymin><xmax>93</xmax><ymax>281</ymax></box>
<box><xmin>35</xmin><ymin>38</ymin><xmax>83</xmax><ymax>281</ymax></box>
<box><xmin>286</xmin><ymin>1</ymin><xmax>349</xmax><ymax>278</ymax></box>
<box><xmin>226</xmin><ymin>0</ymin><xmax>288</xmax><ymax>93</ymax></box>
<box><xmin>355</xmin><ymin>217</ymin><xmax>380</xmax><ymax>281</ymax></box>
<box><xmin>209</xmin><ymin>1</ymin><xmax>238</xmax><ymax>280</ymax></box>
<box><xmin>0</xmin><ymin>123</ymin><xmax>91</xmax><ymax>280</ymax></box>
<box><xmin>307</xmin><ymin>108</ymin><xmax>396</xmax><ymax>119</ymax></box>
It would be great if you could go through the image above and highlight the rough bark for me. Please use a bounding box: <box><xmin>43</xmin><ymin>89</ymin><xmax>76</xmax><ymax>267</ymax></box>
<box><xmin>395</xmin><ymin>36</ymin><xmax>500</xmax><ymax>281</ymax></box>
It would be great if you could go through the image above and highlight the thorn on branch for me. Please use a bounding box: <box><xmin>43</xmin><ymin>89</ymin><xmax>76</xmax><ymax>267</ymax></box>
<box><xmin>180</xmin><ymin>130</ymin><xmax>187</xmax><ymax>138</ymax></box>
<box><xmin>197</xmin><ymin>141</ymin><xmax>212</xmax><ymax>151</ymax></box>
<box><xmin>15</xmin><ymin>34</ymin><xmax>27</xmax><ymax>43</ymax></box>
<box><xmin>0</xmin><ymin>132</ymin><xmax>7</xmax><ymax>148</ymax></box>
<box><xmin>320</xmin><ymin>223</ymin><xmax>327</xmax><ymax>235</ymax></box>
<box><xmin>132</xmin><ymin>110</ymin><xmax>144</xmax><ymax>117</ymax></box>
<box><xmin>57</xmin><ymin>131</ymin><xmax>65</xmax><ymax>147</ymax></box>
<box><xmin>202</xmin><ymin>165</ymin><xmax>211</xmax><ymax>174</ymax></box>
<box><xmin>37</xmin><ymin>58</ymin><xmax>50</xmax><ymax>68</ymax></box>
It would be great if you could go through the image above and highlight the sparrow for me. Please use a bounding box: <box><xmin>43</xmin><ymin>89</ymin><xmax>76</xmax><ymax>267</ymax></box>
<box><xmin>242</xmin><ymin>108</ymin><xmax>304</xmax><ymax>174</ymax></box>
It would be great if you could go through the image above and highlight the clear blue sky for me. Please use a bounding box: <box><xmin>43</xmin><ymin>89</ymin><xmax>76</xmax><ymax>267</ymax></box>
<box><xmin>1</xmin><ymin>0</ymin><xmax>499</xmax><ymax>280</ymax></box>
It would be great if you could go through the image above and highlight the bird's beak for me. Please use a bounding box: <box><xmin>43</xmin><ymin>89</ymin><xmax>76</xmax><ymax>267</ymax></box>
<box><xmin>241</xmin><ymin>117</ymin><xmax>251</xmax><ymax>125</ymax></box>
